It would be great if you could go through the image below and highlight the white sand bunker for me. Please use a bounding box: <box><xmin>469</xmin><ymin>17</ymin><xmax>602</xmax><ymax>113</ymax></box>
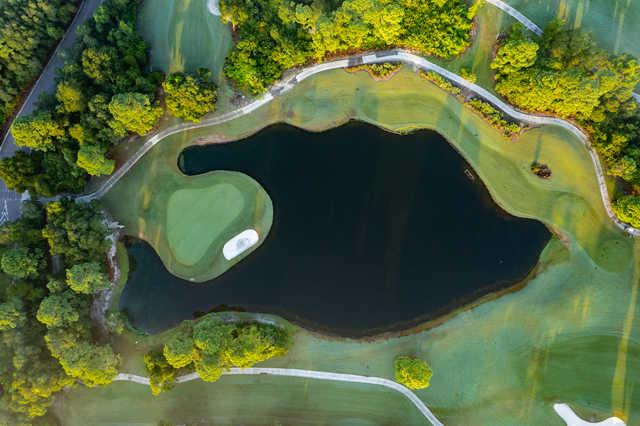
<box><xmin>223</xmin><ymin>229</ymin><xmax>259</xmax><ymax>260</ymax></box>
<box><xmin>554</xmin><ymin>404</ymin><xmax>625</xmax><ymax>426</ymax></box>
<box><xmin>207</xmin><ymin>0</ymin><xmax>220</xmax><ymax>16</ymax></box>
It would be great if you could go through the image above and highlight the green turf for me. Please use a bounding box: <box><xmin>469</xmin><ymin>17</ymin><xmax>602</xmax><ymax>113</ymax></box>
<box><xmin>56</xmin><ymin>375</ymin><xmax>427</xmax><ymax>426</ymax></box>
<box><xmin>138</xmin><ymin>0</ymin><xmax>232</xmax><ymax>77</ymax></box>
<box><xmin>104</xmin><ymin>169</ymin><xmax>272</xmax><ymax>283</ymax></box>
<box><xmin>87</xmin><ymin>67</ymin><xmax>640</xmax><ymax>425</ymax></box>
<box><xmin>167</xmin><ymin>184</ymin><xmax>245</xmax><ymax>266</ymax></box>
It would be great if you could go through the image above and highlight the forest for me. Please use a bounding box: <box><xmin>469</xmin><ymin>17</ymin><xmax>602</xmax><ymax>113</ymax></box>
<box><xmin>0</xmin><ymin>0</ymin><xmax>218</xmax><ymax>198</ymax></box>
<box><xmin>221</xmin><ymin>0</ymin><xmax>481</xmax><ymax>94</ymax></box>
<box><xmin>0</xmin><ymin>0</ymin><xmax>80</xmax><ymax>128</ymax></box>
<box><xmin>0</xmin><ymin>200</ymin><xmax>119</xmax><ymax>424</ymax></box>
<box><xmin>491</xmin><ymin>22</ymin><xmax>640</xmax><ymax>225</ymax></box>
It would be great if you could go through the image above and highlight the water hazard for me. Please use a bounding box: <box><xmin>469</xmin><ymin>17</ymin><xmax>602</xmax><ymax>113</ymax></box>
<box><xmin>120</xmin><ymin>122</ymin><xmax>550</xmax><ymax>336</ymax></box>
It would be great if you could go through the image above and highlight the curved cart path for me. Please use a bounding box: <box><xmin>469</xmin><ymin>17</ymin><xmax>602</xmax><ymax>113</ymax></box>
<box><xmin>115</xmin><ymin>368</ymin><xmax>443</xmax><ymax>426</ymax></box>
<box><xmin>79</xmin><ymin>49</ymin><xmax>640</xmax><ymax>237</ymax></box>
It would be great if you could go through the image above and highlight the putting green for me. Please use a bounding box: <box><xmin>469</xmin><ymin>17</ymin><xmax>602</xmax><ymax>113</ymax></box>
<box><xmin>106</xmin><ymin>169</ymin><xmax>272</xmax><ymax>283</ymax></box>
<box><xmin>167</xmin><ymin>184</ymin><xmax>244</xmax><ymax>266</ymax></box>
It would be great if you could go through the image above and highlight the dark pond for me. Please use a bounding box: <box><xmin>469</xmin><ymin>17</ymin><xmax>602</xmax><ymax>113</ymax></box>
<box><xmin>120</xmin><ymin>122</ymin><xmax>550</xmax><ymax>336</ymax></box>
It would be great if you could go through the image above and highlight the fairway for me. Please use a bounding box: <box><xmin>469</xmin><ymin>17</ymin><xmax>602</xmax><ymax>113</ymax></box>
<box><xmin>138</xmin><ymin>0</ymin><xmax>231</xmax><ymax>77</ymax></box>
<box><xmin>167</xmin><ymin>184</ymin><xmax>244</xmax><ymax>265</ymax></box>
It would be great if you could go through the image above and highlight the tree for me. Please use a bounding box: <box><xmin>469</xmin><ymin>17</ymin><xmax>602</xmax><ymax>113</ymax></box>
<box><xmin>613</xmin><ymin>195</ymin><xmax>640</xmax><ymax>228</ymax></box>
<box><xmin>56</xmin><ymin>81</ymin><xmax>86</xmax><ymax>113</ymax></box>
<box><xmin>1</xmin><ymin>246</ymin><xmax>46</xmax><ymax>278</ymax></box>
<box><xmin>66</xmin><ymin>262</ymin><xmax>110</xmax><ymax>294</ymax></box>
<box><xmin>394</xmin><ymin>356</ymin><xmax>432</xmax><ymax>390</ymax></box>
<box><xmin>42</xmin><ymin>199</ymin><xmax>109</xmax><ymax>264</ymax></box>
<box><xmin>490</xmin><ymin>26</ymin><xmax>539</xmax><ymax>76</ymax></box>
<box><xmin>76</xmin><ymin>144</ymin><xmax>115</xmax><ymax>176</ymax></box>
<box><xmin>163</xmin><ymin>70</ymin><xmax>217</xmax><ymax>122</ymax></box>
<box><xmin>163</xmin><ymin>328</ymin><xmax>199</xmax><ymax>368</ymax></box>
<box><xmin>0</xmin><ymin>298</ymin><xmax>25</xmax><ymax>331</ymax></box>
<box><xmin>36</xmin><ymin>292</ymin><xmax>84</xmax><ymax>327</ymax></box>
<box><xmin>144</xmin><ymin>350</ymin><xmax>177</xmax><ymax>395</ymax></box>
<box><xmin>108</xmin><ymin>92</ymin><xmax>163</xmax><ymax>135</ymax></box>
<box><xmin>11</xmin><ymin>112</ymin><xmax>65</xmax><ymax>151</ymax></box>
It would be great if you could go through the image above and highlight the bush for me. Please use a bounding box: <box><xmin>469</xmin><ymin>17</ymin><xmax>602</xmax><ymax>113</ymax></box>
<box><xmin>419</xmin><ymin>71</ymin><xmax>461</xmax><ymax>95</ymax></box>
<box><xmin>394</xmin><ymin>356</ymin><xmax>432</xmax><ymax>390</ymax></box>
<box><xmin>466</xmin><ymin>98</ymin><xmax>521</xmax><ymax>135</ymax></box>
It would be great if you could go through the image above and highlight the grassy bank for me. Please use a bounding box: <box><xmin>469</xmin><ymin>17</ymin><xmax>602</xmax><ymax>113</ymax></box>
<box><xmin>54</xmin><ymin>66</ymin><xmax>640</xmax><ymax>425</ymax></box>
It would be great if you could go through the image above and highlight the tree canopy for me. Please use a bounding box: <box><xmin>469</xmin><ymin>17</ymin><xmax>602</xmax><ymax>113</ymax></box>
<box><xmin>143</xmin><ymin>316</ymin><xmax>290</xmax><ymax>395</ymax></box>
<box><xmin>0</xmin><ymin>0</ymin><xmax>80</xmax><ymax>125</ymax></box>
<box><xmin>163</xmin><ymin>69</ymin><xmax>217</xmax><ymax>122</ymax></box>
<box><xmin>222</xmin><ymin>0</ymin><xmax>479</xmax><ymax>94</ymax></box>
<box><xmin>394</xmin><ymin>356</ymin><xmax>432</xmax><ymax>390</ymax></box>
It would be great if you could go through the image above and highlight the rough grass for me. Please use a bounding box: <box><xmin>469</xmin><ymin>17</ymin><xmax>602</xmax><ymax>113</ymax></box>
<box><xmin>103</xmin><ymin>169</ymin><xmax>272</xmax><ymax>283</ymax></box>
<box><xmin>75</xmin><ymin>67</ymin><xmax>640</xmax><ymax>425</ymax></box>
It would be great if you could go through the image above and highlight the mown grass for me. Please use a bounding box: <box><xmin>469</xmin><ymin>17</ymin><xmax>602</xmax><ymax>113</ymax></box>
<box><xmin>503</xmin><ymin>0</ymin><xmax>640</xmax><ymax>57</ymax></box>
<box><xmin>60</xmin><ymin>66</ymin><xmax>640</xmax><ymax>425</ymax></box>
<box><xmin>103</xmin><ymin>168</ymin><xmax>272</xmax><ymax>283</ymax></box>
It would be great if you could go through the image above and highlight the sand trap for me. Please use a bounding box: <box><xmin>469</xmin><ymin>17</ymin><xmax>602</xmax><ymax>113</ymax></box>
<box><xmin>223</xmin><ymin>229</ymin><xmax>259</xmax><ymax>260</ymax></box>
<box><xmin>207</xmin><ymin>0</ymin><xmax>220</xmax><ymax>16</ymax></box>
<box><xmin>554</xmin><ymin>404</ymin><xmax>625</xmax><ymax>426</ymax></box>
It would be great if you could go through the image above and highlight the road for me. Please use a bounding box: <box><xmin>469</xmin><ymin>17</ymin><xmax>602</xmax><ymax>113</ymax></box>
<box><xmin>77</xmin><ymin>48</ymin><xmax>640</xmax><ymax>237</ymax></box>
<box><xmin>114</xmin><ymin>368</ymin><xmax>443</xmax><ymax>426</ymax></box>
<box><xmin>0</xmin><ymin>0</ymin><xmax>105</xmax><ymax>224</ymax></box>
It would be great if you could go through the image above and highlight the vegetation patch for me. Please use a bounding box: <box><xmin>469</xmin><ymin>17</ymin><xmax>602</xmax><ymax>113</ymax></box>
<box><xmin>346</xmin><ymin>62</ymin><xmax>402</xmax><ymax>80</ymax></box>
<box><xmin>0</xmin><ymin>0</ymin><xmax>80</xmax><ymax>127</ymax></box>
<box><xmin>0</xmin><ymin>200</ymin><xmax>119</xmax><ymax>423</ymax></box>
<box><xmin>419</xmin><ymin>70</ymin><xmax>462</xmax><ymax>95</ymax></box>
<box><xmin>465</xmin><ymin>98</ymin><xmax>521</xmax><ymax>135</ymax></box>
<box><xmin>145</xmin><ymin>315</ymin><xmax>290</xmax><ymax>395</ymax></box>
<box><xmin>221</xmin><ymin>0</ymin><xmax>482</xmax><ymax>94</ymax></box>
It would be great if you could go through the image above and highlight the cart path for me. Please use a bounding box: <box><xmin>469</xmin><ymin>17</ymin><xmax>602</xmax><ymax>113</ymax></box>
<box><xmin>115</xmin><ymin>368</ymin><xmax>443</xmax><ymax>426</ymax></box>
<box><xmin>78</xmin><ymin>49</ymin><xmax>640</xmax><ymax>238</ymax></box>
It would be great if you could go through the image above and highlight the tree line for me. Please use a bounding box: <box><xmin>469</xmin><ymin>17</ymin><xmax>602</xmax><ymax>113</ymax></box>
<box><xmin>491</xmin><ymin>22</ymin><xmax>640</xmax><ymax>226</ymax></box>
<box><xmin>0</xmin><ymin>200</ymin><xmax>118</xmax><ymax>424</ymax></box>
<box><xmin>221</xmin><ymin>0</ymin><xmax>481</xmax><ymax>94</ymax></box>
<box><xmin>0</xmin><ymin>0</ymin><xmax>217</xmax><ymax>198</ymax></box>
<box><xmin>144</xmin><ymin>316</ymin><xmax>290</xmax><ymax>395</ymax></box>
<box><xmin>0</xmin><ymin>0</ymin><xmax>80</xmax><ymax>128</ymax></box>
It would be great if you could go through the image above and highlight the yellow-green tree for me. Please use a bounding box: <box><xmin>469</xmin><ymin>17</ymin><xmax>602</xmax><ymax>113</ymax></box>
<box><xmin>394</xmin><ymin>356</ymin><xmax>432</xmax><ymax>390</ymax></box>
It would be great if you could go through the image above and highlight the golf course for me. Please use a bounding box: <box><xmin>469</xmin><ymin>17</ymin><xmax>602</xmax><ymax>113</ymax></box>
<box><xmin>0</xmin><ymin>0</ymin><xmax>635</xmax><ymax>424</ymax></box>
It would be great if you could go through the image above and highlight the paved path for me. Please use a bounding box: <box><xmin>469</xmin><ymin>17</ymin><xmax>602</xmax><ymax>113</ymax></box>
<box><xmin>0</xmin><ymin>0</ymin><xmax>105</xmax><ymax>224</ymax></box>
<box><xmin>554</xmin><ymin>403</ymin><xmax>625</xmax><ymax>426</ymax></box>
<box><xmin>114</xmin><ymin>368</ymin><xmax>442</xmax><ymax>426</ymax></box>
<box><xmin>484</xmin><ymin>0</ymin><xmax>543</xmax><ymax>35</ymax></box>
<box><xmin>78</xmin><ymin>49</ymin><xmax>640</xmax><ymax>237</ymax></box>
